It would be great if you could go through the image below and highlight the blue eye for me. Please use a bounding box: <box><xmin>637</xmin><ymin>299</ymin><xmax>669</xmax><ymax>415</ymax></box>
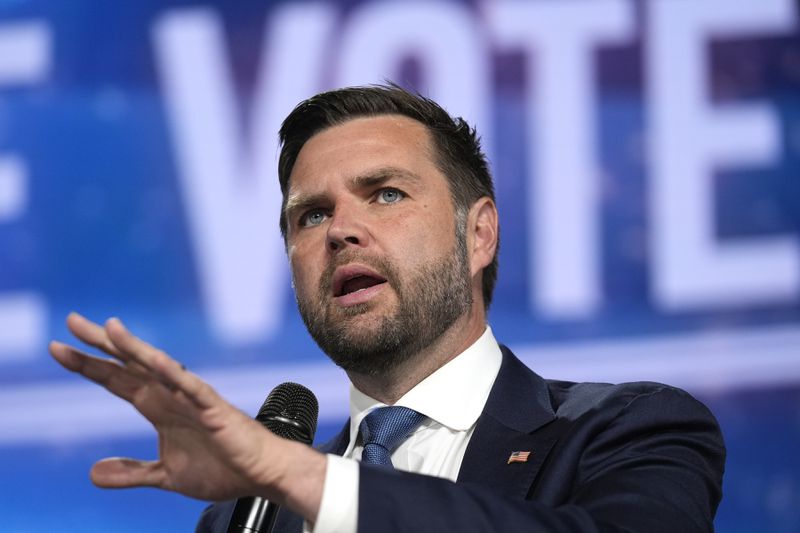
<box><xmin>301</xmin><ymin>210</ymin><xmax>327</xmax><ymax>227</ymax></box>
<box><xmin>377</xmin><ymin>188</ymin><xmax>404</xmax><ymax>204</ymax></box>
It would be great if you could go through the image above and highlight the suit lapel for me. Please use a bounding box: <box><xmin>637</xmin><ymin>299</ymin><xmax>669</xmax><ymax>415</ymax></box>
<box><xmin>457</xmin><ymin>346</ymin><xmax>560</xmax><ymax>500</ymax></box>
<box><xmin>319</xmin><ymin>420</ymin><xmax>351</xmax><ymax>455</ymax></box>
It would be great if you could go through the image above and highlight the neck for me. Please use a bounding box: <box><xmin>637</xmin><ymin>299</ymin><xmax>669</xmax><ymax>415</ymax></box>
<box><xmin>346</xmin><ymin>308</ymin><xmax>486</xmax><ymax>404</ymax></box>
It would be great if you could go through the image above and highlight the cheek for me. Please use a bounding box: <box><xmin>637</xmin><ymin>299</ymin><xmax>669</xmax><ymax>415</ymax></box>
<box><xmin>415</xmin><ymin>210</ymin><xmax>456</xmax><ymax>246</ymax></box>
<box><xmin>291</xmin><ymin>268</ymin><xmax>323</xmax><ymax>306</ymax></box>
<box><xmin>385</xmin><ymin>219</ymin><xmax>453</xmax><ymax>271</ymax></box>
<box><xmin>377</xmin><ymin>218</ymin><xmax>420</xmax><ymax>263</ymax></box>
<box><xmin>289</xmin><ymin>246</ymin><xmax>321</xmax><ymax>293</ymax></box>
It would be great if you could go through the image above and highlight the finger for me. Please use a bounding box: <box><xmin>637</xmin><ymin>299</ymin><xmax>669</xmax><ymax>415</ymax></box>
<box><xmin>105</xmin><ymin>318</ymin><xmax>220</xmax><ymax>409</ymax></box>
<box><xmin>66</xmin><ymin>312</ymin><xmax>154</xmax><ymax>380</ymax></box>
<box><xmin>91</xmin><ymin>457</ymin><xmax>165</xmax><ymax>489</ymax></box>
<box><xmin>49</xmin><ymin>340</ymin><xmax>142</xmax><ymax>403</ymax></box>
<box><xmin>66</xmin><ymin>312</ymin><xmax>124</xmax><ymax>358</ymax></box>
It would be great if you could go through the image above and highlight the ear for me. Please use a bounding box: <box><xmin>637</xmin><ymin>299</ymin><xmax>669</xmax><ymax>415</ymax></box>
<box><xmin>467</xmin><ymin>197</ymin><xmax>499</xmax><ymax>277</ymax></box>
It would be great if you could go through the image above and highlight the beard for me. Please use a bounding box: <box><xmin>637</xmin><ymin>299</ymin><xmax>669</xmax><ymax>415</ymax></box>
<box><xmin>295</xmin><ymin>230</ymin><xmax>473</xmax><ymax>376</ymax></box>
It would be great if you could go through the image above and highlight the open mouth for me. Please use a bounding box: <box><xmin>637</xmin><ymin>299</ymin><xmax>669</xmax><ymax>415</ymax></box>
<box><xmin>335</xmin><ymin>274</ymin><xmax>387</xmax><ymax>297</ymax></box>
<box><xmin>332</xmin><ymin>266</ymin><xmax>389</xmax><ymax>298</ymax></box>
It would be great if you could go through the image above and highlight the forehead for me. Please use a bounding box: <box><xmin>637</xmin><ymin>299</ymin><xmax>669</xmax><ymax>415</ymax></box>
<box><xmin>287</xmin><ymin>114</ymin><xmax>443</xmax><ymax>192</ymax></box>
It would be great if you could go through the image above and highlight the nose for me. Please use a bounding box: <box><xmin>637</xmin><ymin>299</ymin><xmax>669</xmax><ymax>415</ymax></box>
<box><xmin>326</xmin><ymin>205</ymin><xmax>369</xmax><ymax>253</ymax></box>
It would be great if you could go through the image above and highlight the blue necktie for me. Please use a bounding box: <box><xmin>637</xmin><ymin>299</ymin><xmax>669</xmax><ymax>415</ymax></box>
<box><xmin>359</xmin><ymin>406</ymin><xmax>426</xmax><ymax>466</ymax></box>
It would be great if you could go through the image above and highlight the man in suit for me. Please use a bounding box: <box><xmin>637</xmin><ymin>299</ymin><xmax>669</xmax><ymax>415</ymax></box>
<box><xmin>50</xmin><ymin>84</ymin><xmax>725</xmax><ymax>532</ymax></box>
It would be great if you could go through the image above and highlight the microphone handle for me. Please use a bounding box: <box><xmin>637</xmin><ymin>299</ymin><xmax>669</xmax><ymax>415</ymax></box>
<box><xmin>228</xmin><ymin>496</ymin><xmax>278</xmax><ymax>533</ymax></box>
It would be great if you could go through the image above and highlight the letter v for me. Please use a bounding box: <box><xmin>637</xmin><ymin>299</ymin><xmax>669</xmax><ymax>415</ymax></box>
<box><xmin>152</xmin><ymin>5</ymin><xmax>334</xmax><ymax>344</ymax></box>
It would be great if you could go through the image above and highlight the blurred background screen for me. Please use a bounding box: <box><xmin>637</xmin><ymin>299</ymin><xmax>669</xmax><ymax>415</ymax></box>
<box><xmin>0</xmin><ymin>0</ymin><xmax>798</xmax><ymax>531</ymax></box>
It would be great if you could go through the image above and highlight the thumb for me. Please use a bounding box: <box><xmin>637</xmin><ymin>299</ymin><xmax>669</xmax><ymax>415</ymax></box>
<box><xmin>91</xmin><ymin>457</ymin><xmax>165</xmax><ymax>489</ymax></box>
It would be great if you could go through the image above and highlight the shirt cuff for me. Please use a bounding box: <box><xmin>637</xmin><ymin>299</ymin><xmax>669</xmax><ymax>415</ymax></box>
<box><xmin>309</xmin><ymin>454</ymin><xmax>359</xmax><ymax>533</ymax></box>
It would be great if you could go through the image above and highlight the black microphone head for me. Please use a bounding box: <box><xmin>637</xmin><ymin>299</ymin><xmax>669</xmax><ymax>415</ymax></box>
<box><xmin>255</xmin><ymin>382</ymin><xmax>318</xmax><ymax>444</ymax></box>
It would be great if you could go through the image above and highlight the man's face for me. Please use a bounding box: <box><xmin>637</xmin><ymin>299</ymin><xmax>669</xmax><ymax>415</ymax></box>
<box><xmin>284</xmin><ymin>115</ymin><xmax>473</xmax><ymax>376</ymax></box>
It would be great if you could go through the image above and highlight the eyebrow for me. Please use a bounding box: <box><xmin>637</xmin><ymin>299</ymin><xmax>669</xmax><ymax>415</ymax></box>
<box><xmin>284</xmin><ymin>166</ymin><xmax>421</xmax><ymax>217</ymax></box>
<box><xmin>349</xmin><ymin>167</ymin><xmax>421</xmax><ymax>189</ymax></box>
<box><xmin>284</xmin><ymin>192</ymin><xmax>327</xmax><ymax>220</ymax></box>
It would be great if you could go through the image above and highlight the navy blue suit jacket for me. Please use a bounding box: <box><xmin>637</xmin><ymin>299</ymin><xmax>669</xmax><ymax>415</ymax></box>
<box><xmin>197</xmin><ymin>346</ymin><xmax>725</xmax><ymax>532</ymax></box>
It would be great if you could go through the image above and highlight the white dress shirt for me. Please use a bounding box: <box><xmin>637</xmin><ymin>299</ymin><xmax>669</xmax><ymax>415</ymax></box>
<box><xmin>310</xmin><ymin>326</ymin><xmax>503</xmax><ymax>533</ymax></box>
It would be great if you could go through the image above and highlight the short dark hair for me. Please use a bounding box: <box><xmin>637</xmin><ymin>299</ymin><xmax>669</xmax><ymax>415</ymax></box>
<box><xmin>278</xmin><ymin>83</ymin><xmax>499</xmax><ymax>309</ymax></box>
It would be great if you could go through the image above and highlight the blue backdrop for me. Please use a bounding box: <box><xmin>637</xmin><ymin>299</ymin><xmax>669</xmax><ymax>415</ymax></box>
<box><xmin>0</xmin><ymin>0</ymin><xmax>798</xmax><ymax>531</ymax></box>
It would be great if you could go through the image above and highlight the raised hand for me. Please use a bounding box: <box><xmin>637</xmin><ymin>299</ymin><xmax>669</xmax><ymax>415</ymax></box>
<box><xmin>49</xmin><ymin>312</ymin><xmax>325</xmax><ymax>517</ymax></box>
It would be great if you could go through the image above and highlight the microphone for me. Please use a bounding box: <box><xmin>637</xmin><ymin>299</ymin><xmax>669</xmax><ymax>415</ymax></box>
<box><xmin>226</xmin><ymin>382</ymin><xmax>319</xmax><ymax>533</ymax></box>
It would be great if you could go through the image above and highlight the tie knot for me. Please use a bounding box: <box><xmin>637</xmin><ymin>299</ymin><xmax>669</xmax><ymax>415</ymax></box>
<box><xmin>359</xmin><ymin>406</ymin><xmax>425</xmax><ymax>466</ymax></box>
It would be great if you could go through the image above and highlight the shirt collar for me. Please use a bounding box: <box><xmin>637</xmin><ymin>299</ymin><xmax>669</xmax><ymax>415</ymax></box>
<box><xmin>345</xmin><ymin>326</ymin><xmax>503</xmax><ymax>453</ymax></box>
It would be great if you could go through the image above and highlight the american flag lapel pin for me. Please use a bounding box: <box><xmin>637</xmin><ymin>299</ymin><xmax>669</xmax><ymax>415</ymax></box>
<box><xmin>507</xmin><ymin>450</ymin><xmax>531</xmax><ymax>464</ymax></box>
